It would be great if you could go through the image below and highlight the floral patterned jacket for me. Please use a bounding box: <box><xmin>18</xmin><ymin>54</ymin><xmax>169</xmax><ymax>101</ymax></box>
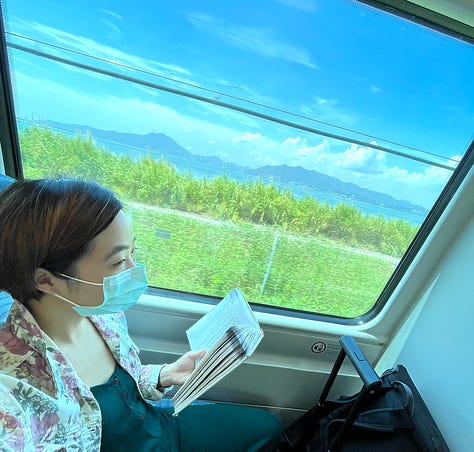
<box><xmin>0</xmin><ymin>300</ymin><xmax>165</xmax><ymax>451</ymax></box>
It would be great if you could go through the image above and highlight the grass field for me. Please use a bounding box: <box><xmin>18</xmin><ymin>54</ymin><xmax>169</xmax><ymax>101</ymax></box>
<box><xmin>129</xmin><ymin>203</ymin><xmax>398</xmax><ymax>318</ymax></box>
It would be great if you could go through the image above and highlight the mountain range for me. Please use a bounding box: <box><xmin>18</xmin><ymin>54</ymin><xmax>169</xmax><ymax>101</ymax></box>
<box><xmin>44</xmin><ymin>120</ymin><xmax>428</xmax><ymax>216</ymax></box>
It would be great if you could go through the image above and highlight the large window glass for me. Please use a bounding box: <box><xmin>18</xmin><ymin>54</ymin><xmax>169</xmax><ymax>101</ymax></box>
<box><xmin>3</xmin><ymin>0</ymin><xmax>473</xmax><ymax>318</ymax></box>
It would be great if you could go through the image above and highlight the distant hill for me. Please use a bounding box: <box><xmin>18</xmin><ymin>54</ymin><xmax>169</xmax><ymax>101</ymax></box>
<box><xmin>45</xmin><ymin>120</ymin><xmax>238</xmax><ymax>168</ymax></box>
<box><xmin>43</xmin><ymin>120</ymin><xmax>428</xmax><ymax>216</ymax></box>
<box><xmin>247</xmin><ymin>165</ymin><xmax>426</xmax><ymax>214</ymax></box>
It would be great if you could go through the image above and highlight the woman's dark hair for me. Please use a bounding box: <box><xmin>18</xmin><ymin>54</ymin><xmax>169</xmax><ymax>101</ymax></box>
<box><xmin>0</xmin><ymin>177</ymin><xmax>123</xmax><ymax>303</ymax></box>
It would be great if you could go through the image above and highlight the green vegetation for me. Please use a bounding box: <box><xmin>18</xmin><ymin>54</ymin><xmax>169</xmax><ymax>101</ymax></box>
<box><xmin>20</xmin><ymin>125</ymin><xmax>411</xmax><ymax>317</ymax></box>
<box><xmin>130</xmin><ymin>205</ymin><xmax>397</xmax><ymax>317</ymax></box>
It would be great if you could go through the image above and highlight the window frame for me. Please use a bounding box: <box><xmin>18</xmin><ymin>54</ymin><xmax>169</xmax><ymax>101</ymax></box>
<box><xmin>0</xmin><ymin>1</ymin><xmax>473</xmax><ymax>324</ymax></box>
<box><xmin>358</xmin><ymin>0</ymin><xmax>474</xmax><ymax>43</ymax></box>
<box><xmin>0</xmin><ymin>4</ymin><xmax>21</xmax><ymax>178</ymax></box>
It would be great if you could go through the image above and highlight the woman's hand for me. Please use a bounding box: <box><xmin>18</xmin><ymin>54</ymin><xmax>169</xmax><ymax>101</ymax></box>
<box><xmin>158</xmin><ymin>350</ymin><xmax>206</xmax><ymax>387</ymax></box>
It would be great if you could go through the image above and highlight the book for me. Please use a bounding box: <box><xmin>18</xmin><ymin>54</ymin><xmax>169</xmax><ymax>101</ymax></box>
<box><xmin>172</xmin><ymin>287</ymin><xmax>263</xmax><ymax>415</ymax></box>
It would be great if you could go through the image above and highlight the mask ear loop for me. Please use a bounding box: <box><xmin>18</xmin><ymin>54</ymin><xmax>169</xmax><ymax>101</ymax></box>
<box><xmin>53</xmin><ymin>273</ymin><xmax>104</xmax><ymax>310</ymax></box>
<box><xmin>58</xmin><ymin>273</ymin><xmax>103</xmax><ymax>286</ymax></box>
<box><xmin>53</xmin><ymin>293</ymin><xmax>82</xmax><ymax>307</ymax></box>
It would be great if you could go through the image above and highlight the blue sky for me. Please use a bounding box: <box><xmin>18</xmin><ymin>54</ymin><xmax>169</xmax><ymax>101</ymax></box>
<box><xmin>4</xmin><ymin>0</ymin><xmax>474</xmax><ymax>208</ymax></box>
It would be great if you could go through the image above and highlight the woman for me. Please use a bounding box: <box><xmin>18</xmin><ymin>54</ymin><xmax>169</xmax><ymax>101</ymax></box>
<box><xmin>0</xmin><ymin>177</ymin><xmax>282</xmax><ymax>451</ymax></box>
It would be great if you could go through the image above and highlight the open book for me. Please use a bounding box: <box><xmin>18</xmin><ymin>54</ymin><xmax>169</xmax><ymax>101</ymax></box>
<box><xmin>172</xmin><ymin>288</ymin><xmax>263</xmax><ymax>416</ymax></box>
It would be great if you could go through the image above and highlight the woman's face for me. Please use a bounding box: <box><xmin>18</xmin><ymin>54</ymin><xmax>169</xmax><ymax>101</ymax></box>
<box><xmin>60</xmin><ymin>210</ymin><xmax>136</xmax><ymax>308</ymax></box>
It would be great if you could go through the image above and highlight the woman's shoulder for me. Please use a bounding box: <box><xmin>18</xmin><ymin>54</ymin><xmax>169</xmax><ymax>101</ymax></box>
<box><xmin>0</xmin><ymin>317</ymin><xmax>33</xmax><ymax>363</ymax></box>
<box><xmin>90</xmin><ymin>312</ymin><xmax>130</xmax><ymax>342</ymax></box>
<box><xmin>91</xmin><ymin>311</ymin><xmax>126</xmax><ymax>327</ymax></box>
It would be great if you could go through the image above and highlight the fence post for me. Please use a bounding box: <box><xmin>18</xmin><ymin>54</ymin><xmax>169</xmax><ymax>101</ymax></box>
<box><xmin>260</xmin><ymin>233</ymin><xmax>279</xmax><ymax>295</ymax></box>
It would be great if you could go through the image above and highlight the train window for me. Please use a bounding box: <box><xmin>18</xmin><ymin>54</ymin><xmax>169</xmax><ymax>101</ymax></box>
<box><xmin>2</xmin><ymin>1</ymin><xmax>473</xmax><ymax>320</ymax></box>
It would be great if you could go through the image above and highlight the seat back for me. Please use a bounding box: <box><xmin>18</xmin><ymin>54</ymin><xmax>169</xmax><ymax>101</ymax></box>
<box><xmin>0</xmin><ymin>174</ymin><xmax>14</xmax><ymax>325</ymax></box>
<box><xmin>0</xmin><ymin>173</ymin><xmax>14</xmax><ymax>190</ymax></box>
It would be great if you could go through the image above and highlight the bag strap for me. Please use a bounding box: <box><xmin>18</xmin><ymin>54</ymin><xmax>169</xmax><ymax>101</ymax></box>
<box><xmin>355</xmin><ymin>376</ymin><xmax>415</xmax><ymax>429</ymax></box>
<box><xmin>326</xmin><ymin>379</ymin><xmax>415</xmax><ymax>434</ymax></box>
<box><xmin>383</xmin><ymin>371</ymin><xmax>415</xmax><ymax>417</ymax></box>
<box><xmin>326</xmin><ymin>336</ymin><xmax>384</xmax><ymax>451</ymax></box>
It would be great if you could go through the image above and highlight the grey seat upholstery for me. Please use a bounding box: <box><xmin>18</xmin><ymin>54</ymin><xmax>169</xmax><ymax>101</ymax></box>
<box><xmin>0</xmin><ymin>174</ymin><xmax>14</xmax><ymax>325</ymax></box>
<box><xmin>0</xmin><ymin>173</ymin><xmax>14</xmax><ymax>190</ymax></box>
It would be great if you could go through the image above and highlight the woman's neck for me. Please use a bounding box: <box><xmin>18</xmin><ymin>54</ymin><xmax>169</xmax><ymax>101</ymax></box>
<box><xmin>27</xmin><ymin>294</ymin><xmax>89</xmax><ymax>344</ymax></box>
<box><xmin>27</xmin><ymin>295</ymin><xmax>117</xmax><ymax>386</ymax></box>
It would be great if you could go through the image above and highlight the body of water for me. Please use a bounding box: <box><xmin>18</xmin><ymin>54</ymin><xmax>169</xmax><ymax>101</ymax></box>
<box><xmin>160</xmin><ymin>154</ymin><xmax>426</xmax><ymax>226</ymax></box>
<box><xmin>21</xmin><ymin>120</ymin><xmax>426</xmax><ymax>226</ymax></box>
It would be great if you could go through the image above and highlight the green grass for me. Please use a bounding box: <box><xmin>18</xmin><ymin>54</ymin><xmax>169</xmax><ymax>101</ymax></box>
<box><xmin>20</xmin><ymin>125</ymin><xmax>418</xmax><ymax>258</ymax></box>
<box><xmin>129</xmin><ymin>204</ymin><xmax>397</xmax><ymax>318</ymax></box>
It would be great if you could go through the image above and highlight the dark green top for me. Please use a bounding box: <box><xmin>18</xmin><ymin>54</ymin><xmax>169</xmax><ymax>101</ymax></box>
<box><xmin>91</xmin><ymin>364</ymin><xmax>179</xmax><ymax>451</ymax></box>
<box><xmin>91</xmin><ymin>364</ymin><xmax>281</xmax><ymax>451</ymax></box>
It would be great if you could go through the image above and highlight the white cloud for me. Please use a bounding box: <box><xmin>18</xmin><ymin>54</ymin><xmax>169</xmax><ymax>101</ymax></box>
<box><xmin>15</xmin><ymin>70</ymin><xmax>451</xmax><ymax>208</ymax></box>
<box><xmin>231</xmin><ymin>132</ymin><xmax>264</xmax><ymax>144</ymax></box>
<box><xmin>12</xmin><ymin>56</ymin><xmax>49</xmax><ymax>73</ymax></box>
<box><xmin>186</xmin><ymin>13</ymin><xmax>318</xmax><ymax>69</ymax></box>
<box><xmin>99</xmin><ymin>18</ymin><xmax>122</xmax><ymax>38</ymax></box>
<box><xmin>13</xmin><ymin>19</ymin><xmax>191</xmax><ymax>77</ymax></box>
<box><xmin>282</xmin><ymin>136</ymin><xmax>302</xmax><ymax>146</ymax></box>
<box><xmin>215</xmin><ymin>79</ymin><xmax>277</xmax><ymax>106</ymax></box>
<box><xmin>244</xmin><ymin>136</ymin><xmax>451</xmax><ymax>207</ymax></box>
<box><xmin>15</xmin><ymin>71</ymin><xmax>229</xmax><ymax>139</ymax></box>
<box><xmin>335</xmin><ymin>143</ymin><xmax>386</xmax><ymax>173</ymax></box>
<box><xmin>100</xmin><ymin>9</ymin><xmax>123</xmax><ymax>21</ymax></box>
<box><xmin>316</xmin><ymin>97</ymin><xmax>337</xmax><ymax>106</ymax></box>
<box><xmin>294</xmin><ymin>139</ymin><xmax>329</xmax><ymax>158</ymax></box>
<box><xmin>134</xmin><ymin>85</ymin><xmax>162</xmax><ymax>97</ymax></box>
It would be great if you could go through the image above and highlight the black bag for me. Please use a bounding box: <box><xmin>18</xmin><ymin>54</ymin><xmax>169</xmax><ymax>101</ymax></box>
<box><xmin>281</xmin><ymin>336</ymin><xmax>449</xmax><ymax>451</ymax></box>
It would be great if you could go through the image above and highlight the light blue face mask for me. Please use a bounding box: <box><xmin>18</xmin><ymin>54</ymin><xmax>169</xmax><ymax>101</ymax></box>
<box><xmin>54</xmin><ymin>263</ymin><xmax>148</xmax><ymax>316</ymax></box>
